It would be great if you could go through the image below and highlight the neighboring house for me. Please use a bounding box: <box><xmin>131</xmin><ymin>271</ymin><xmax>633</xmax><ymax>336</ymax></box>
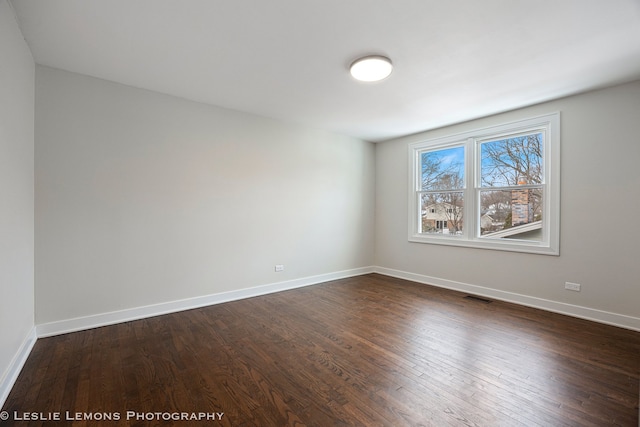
<box><xmin>480</xmin><ymin>213</ymin><xmax>495</xmax><ymax>229</ymax></box>
<box><xmin>423</xmin><ymin>185</ymin><xmax>540</xmax><ymax>238</ymax></box>
<box><xmin>422</xmin><ymin>202</ymin><xmax>463</xmax><ymax>232</ymax></box>
<box><xmin>484</xmin><ymin>184</ymin><xmax>542</xmax><ymax>240</ymax></box>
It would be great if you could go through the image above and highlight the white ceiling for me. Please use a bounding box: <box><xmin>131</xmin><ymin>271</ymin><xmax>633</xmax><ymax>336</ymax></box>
<box><xmin>9</xmin><ymin>0</ymin><xmax>640</xmax><ymax>142</ymax></box>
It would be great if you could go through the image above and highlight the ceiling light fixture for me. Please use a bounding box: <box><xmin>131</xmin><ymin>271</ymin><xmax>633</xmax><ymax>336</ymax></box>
<box><xmin>349</xmin><ymin>55</ymin><xmax>393</xmax><ymax>82</ymax></box>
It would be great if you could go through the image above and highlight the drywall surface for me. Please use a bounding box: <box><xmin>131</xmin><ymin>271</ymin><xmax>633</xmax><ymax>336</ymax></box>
<box><xmin>375</xmin><ymin>80</ymin><xmax>640</xmax><ymax>319</ymax></box>
<box><xmin>35</xmin><ymin>66</ymin><xmax>375</xmax><ymax>324</ymax></box>
<box><xmin>0</xmin><ymin>0</ymin><xmax>35</xmax><ymax>391</ymax></box>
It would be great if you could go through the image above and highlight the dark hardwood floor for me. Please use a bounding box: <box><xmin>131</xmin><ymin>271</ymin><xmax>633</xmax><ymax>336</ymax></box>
<box><xmin>2</xmin><ymin>274</ymin><xmax>639</xmax><ymax>426</ymax></box>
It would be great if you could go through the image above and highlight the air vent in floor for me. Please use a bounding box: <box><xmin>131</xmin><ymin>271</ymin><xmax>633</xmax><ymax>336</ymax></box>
<box><xmin>463</xmin><ymin>295</ymin><xmax>493</xmax><ymax>304</ymax></box>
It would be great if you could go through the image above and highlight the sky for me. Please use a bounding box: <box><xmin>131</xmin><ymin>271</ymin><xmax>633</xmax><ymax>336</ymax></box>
<box><xmin>421</xmin><ymin>132</ymin><xmax>543</xmax><ymax>190</ymax></box>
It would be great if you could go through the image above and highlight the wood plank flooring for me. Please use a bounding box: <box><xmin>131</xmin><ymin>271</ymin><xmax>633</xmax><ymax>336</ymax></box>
<box><xmin>2</xmin><ymin>274</ymin><xmax>639</xmax><ymax>426</ymax></box>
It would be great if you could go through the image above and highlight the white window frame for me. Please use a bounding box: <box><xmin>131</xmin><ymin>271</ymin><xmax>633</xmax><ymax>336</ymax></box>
<box><xmin>408</xmin><ymin>112</ymin><xmax>560</xmax><ymax>255</ymax></box>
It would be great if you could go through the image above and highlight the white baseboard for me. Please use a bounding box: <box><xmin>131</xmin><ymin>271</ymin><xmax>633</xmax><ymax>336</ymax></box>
<box><xmin>0</xmin><ymin>326</ymin><xmax>37</xmax><ymax>409</ymax></box>
<box><xmin>36</xmin><ymin>266</ymin><xmax>375</xmax><ymax>338</ymax></box>
<box><xmin>373</xmin><ymin>266</ymin><xmax>640</xmax><ymax>332</ymax></box>
<box><xmin>33</xmin><ymin>265</ymin><xmax>640</xmax><ymax>337</ymax></box>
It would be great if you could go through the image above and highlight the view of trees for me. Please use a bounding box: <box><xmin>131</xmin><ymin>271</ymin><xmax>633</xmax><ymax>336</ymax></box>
<box><xmin>420</xmin><ymin>147</ymin><xmax>464</xmax><ymax>234</ymax></box>
<box><xmin>480</xmin><ymin>133</ymin><xmax>543</xmax><ymax>234</ymax></box>
<box><xmin>480</xmin><ymin>133</ymin><xmax>543</xmax><ymax>187</ymax></box>
<box><xmin>420</xmin><ymin>132</ymin><xmax>543</xmax><ymax>236</ymax></box>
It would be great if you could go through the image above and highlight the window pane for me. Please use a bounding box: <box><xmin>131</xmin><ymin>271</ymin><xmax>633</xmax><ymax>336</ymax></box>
<box><xmin>420</xmin><ymin>146</ymin><xmax>464</xmax><ymax>191</ymax></box>
<box><xmin>420</xmin><ymin>192</ymin><xmax>464</xmax><ymax>235</ymax></box>
<box><xmin>481</xmin><ymin>133</ymin><xmax>543</xmax><ymax>187</ymax></box>
<box><xmin>480</xmin><ymin>188</ymin><xmax>542</xmax><ymax>240</ymax></box>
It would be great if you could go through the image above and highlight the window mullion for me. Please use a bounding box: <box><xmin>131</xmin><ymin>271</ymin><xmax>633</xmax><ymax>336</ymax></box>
<box><xmin>465</xmin><ymin>137</ymin><xmax>476</xmax><ymax>240</ymax></box>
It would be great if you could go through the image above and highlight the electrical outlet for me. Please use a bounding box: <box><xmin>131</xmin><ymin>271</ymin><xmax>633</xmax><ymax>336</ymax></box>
<box><xmin>274</xmin><ymin>264</ymin><xmax>284</xmax><ymax>272</ymax></box>
<box><xmin>564</xmin><ymin>282</ymin><xmax>581</xmax><ymax>292</ymax></box>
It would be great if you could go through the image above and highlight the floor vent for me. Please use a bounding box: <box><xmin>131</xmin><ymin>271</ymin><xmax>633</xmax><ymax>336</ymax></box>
<box><xmin>464</xmin><ymin>295</ymin><xmax>493</xmax><ymax>304</ymax></box>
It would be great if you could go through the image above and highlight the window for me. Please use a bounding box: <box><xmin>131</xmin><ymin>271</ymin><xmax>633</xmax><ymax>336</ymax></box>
<box><xmin>408</xmin><ymin>113</ymin><xmax>560</xmax><ymax>255</ymax></box>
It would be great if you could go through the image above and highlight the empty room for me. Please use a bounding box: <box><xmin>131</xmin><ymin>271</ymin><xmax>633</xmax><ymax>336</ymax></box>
<box><xmin>2</xmin><ymin>0</ymin><xmax>640</xmax><ymax>425</ymax></box>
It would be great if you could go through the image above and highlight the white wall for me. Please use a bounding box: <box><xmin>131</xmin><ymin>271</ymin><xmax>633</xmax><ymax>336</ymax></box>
<box><xmin>376</xmin><ymin>80</ymin><xmax>640</xmax><ymax>324</ymax></box>
<box><xmin>35</xmin><ymin>66</ymin><xmax>375</xmax><ymax>325</ymax></box>
<box><xmin>0</xmin><ymin>0</ymin><xmax>35</xmax><ymax>402</ymax></box>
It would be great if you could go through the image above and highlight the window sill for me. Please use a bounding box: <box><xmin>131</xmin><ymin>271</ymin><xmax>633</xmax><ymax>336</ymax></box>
<box><xmin>408</xmin><ymin>234</ymin><xmax>559</xmax><ymax>256</ymax></box>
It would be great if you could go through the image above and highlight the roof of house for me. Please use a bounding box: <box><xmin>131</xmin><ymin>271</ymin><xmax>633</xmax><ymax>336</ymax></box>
<box><xmin>482</xmin><ymin>221</ymin><xmax>542</xmax><ymax>238</ymax></box>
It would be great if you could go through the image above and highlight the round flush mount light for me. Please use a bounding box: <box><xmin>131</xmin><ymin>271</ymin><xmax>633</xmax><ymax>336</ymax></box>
<box><xmin>349</xmin><ymin>55</ymin><xmax>393</xmax><ymax>82</ymax></box>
